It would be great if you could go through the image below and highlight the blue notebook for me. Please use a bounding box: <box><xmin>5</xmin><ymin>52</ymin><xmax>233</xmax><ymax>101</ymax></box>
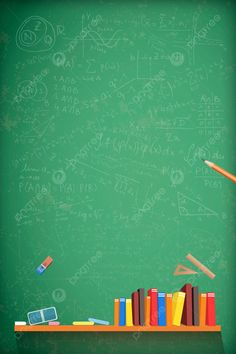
<box><xmin>119</xmin><ymin>298</ymin><xmax>126</xmax><ymax>326</ymax></box>
<box><xmin>158</xmin><ymin>293</ymin><xmax>166</xmax><ymax>326</ymax></box>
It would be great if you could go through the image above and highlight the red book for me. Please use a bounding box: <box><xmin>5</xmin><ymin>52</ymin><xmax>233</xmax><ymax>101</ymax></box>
<box><xmin>132</xmin><ymin>291</ymin><xmax>139</xmax><ymax>325</ymax></box>
<box><xmin>206</xmin><ymin>292</ymin><xmax>216</xmax><ymax>325</ymax></box>
<box><xmin>180</xmin><ymin>283</ymin><xmax>192</xmax><ymax>326</ymax></box>
<box><xmin>148</xmin><ymin>288</ymin><xmax>158</xmax><ymax>325</ymax></box>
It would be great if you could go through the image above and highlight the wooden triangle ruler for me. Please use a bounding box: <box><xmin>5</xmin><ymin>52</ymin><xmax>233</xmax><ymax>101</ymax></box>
<box><xmin>174</xmin><ymin>264</ymin><xmax>198</xmax><ymax>276</ymax></box>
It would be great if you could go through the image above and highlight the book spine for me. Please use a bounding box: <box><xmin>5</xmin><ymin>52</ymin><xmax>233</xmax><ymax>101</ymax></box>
<box><xmin>206</xmin><ymin>292</ymin><xmax>216</xmax><ymax>326</ymax></box>
<box><xmin>148</xmin><ymin>288</ymin><xmax>158</xmax><ymax>325</ymax></box>
<box><xmin>180</xmin><ymin>283</ymin><xmax>192</xmax><ymax>326</ymax></box>
<box><xmin>192</xmin><ymin>286</ymin><xmax>199</xmax><ymax>326</ymax></box>
<box><xmin>172</xmin><ymin>292</ymin><xmax>185</xmax><ymax>326</ymax></box>
<box><xmin>145</xmin><ymin>296</ymin><xmax>150</xmax><ymax>326</ymax></box>
<box><xmin>132</xmin><ymin>291</ymin><xmax>139</xmax><ymax>325</ymax></box>
<box><xmin>126</xmin><ymin>299</ymin><xmax>133</xmax><ymax>326</ymax></box>
<box><xmin>114</xmin><ymin>299</ymin><xmax>119</xmax><ymax>326</ymax></box>
<box><xmin>199</xmin><ymin>294</ymin><xmax>206</xmax><ymax>326</ymax></box>
<box><xmin>158</xmin><ymin>293</ymin><xmax>166</xmax><ymax>326</ymax></box>
<box><xmin>119</xmin><ymin>298</ymin><xmax>126</xmax><ymax>326</ymax></box>
<box><xmin>166</xmin><ymin>294</ymin><xmax>172</xmax><ymax>326</ymax></box>
<box><xmin>138</xmin><ymin>288</ymin><xmax>145</xmax><ymax>326</ymax></box>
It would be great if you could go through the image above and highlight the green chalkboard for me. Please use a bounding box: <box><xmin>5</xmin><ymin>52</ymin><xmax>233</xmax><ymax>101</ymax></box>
<box><xmin>0</xmin><ymin>1</ymin><xmax>235</xmax><ymax>353</ymax></box>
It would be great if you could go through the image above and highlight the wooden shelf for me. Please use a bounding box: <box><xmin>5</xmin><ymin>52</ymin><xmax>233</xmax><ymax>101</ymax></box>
<box><xmin>14</xmin><ymin>325</ymin><xmax>221</xmax><ymax>332</ymax></box>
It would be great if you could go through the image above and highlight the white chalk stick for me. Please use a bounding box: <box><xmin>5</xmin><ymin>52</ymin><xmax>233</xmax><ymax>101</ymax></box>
<box><xmin>15</xmin><ymin>321</ymin><xmax>27</xmax><ymax>325</ymax></box>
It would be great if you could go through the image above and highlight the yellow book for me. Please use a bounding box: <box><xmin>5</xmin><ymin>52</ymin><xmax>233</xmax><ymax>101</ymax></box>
<box><xmin>126</xmin><ymin>299</ymin><xmax>133</xmax><ymax>326</ymax></box>
<box><xmin>145</xmin><ymin>296</ymin><xmax>150</xmax><ymax>326</ymax></box>
<box><xmin>172</xmin><ymin>292</ymin><xmax>185</xmax><ymax>326</ymax></box>
<box><xmin>199</xmin><ymin>293</ymin><xmax>207</xmax><ymax>326</ymax></box>
<box><xmin>72</xmin><ymin>321</ymin><xmax>94</xmax><ymax>325</ymax></box>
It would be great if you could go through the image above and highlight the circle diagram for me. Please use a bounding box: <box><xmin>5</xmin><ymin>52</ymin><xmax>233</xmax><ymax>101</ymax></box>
<box><xmin>52</xmin><ymin>288</ymin><xmax>66</xmax><ymax>303</ymax></box>
<box><xmin>170</xmin><ymin>51</ymin><xmax>184</xmax><ymax>66</ymax></box>
<box><xmin>16</xmin><ymin>16</ymin><xmax>56</xmax><ymax>52</ymax></box>
<box><xmin>170</xmin><ymin>169</ymin><xmax>184</xmax><ymax>186</ymax></box>
<box><xmin>17</xmin><ymin>80</ymin><xmax>37</xmax><ymax>100</ymax></box>
<box><xmin>52</xmin><ymin>52</ymin><xmax>66</xmax><ymax>67</ymax></box>
<box><xmin>52</xmin><ymin>170</ymin><xmax>66</xmax><ymax>185</ymax></box>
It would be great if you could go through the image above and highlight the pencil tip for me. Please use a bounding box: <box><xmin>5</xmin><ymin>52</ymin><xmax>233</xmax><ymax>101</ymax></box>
<box><xmin>201</xmin><ymin>158</ymin><xmax>205</xmax><ymax>162</ymax></box>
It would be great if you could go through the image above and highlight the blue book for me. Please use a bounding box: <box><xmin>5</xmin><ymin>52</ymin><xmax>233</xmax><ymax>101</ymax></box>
<box><xmin>119</xmin><ymin>298</ymin><xmax>126</xmax><ymax>326</ymax></box>
<box><xmin>158</xmin><ymin>293</ymin><xmax>166</xmax><ymax>326</ymax></box>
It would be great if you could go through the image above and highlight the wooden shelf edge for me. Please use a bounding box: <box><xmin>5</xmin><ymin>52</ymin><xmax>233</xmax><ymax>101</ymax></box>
<box><xmin>14</xmin><ymin>325</ymin><xmax>221</xmax><ymax>332</ymax></box>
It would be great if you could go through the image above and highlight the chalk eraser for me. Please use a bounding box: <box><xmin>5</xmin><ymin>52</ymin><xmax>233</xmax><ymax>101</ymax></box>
<box><xmin>42</xmin><ymin>256</ymin><xmax>53</xmax><ymax>268</ymax></box>
<box><xmin>36</xmin><ymin>264</ymin><xmax>46</xmax><ymax>275</ymax></box>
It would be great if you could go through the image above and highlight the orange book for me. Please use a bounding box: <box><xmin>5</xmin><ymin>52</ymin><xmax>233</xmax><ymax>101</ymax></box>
<box><xmin>166</xmin><ymin>294</ymin><xmax>172</xmax><ymax>326</ymax></box>
<box><xmin>199</xmin><ymin>294</ymin><xmax>207</xmax><ymax>326</ymax></box>
<box><xmin>114</xmin><ymin>299</ymin><xmax>119</xmax><ymax>326</ymax></box>
<box><xmin>145</xmin><ymin>296</ymin><xmax>150</xmax><ymax>326</ymax></box>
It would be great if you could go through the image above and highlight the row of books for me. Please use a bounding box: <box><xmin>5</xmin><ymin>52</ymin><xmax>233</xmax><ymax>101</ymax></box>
<box><xmin>114</xmin><ymin>284</ymin><xmax>216</xmax><ymax>326</ymax></box>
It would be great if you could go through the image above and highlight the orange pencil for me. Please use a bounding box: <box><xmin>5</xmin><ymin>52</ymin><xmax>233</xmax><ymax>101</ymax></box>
<box><xmin>203</xmin><ymin>160</ymin><xmax>236</xmax><ymax>183</ymax></box>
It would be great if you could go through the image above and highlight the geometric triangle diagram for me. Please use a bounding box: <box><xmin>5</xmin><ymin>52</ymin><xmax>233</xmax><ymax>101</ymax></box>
<box><xmin>31</xmin><ymin>116</ymin><xmax>54</xmax><ymax>139</ymax></box>
<box><xmin>177</xmin><ymin>192</ymin><xmax>217</xmax><ymax>216</ymax></box>
<box><xmin>173</xmin><ymin>264</ymin><xmax>198</xmax><ymax>276</ymax></box>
